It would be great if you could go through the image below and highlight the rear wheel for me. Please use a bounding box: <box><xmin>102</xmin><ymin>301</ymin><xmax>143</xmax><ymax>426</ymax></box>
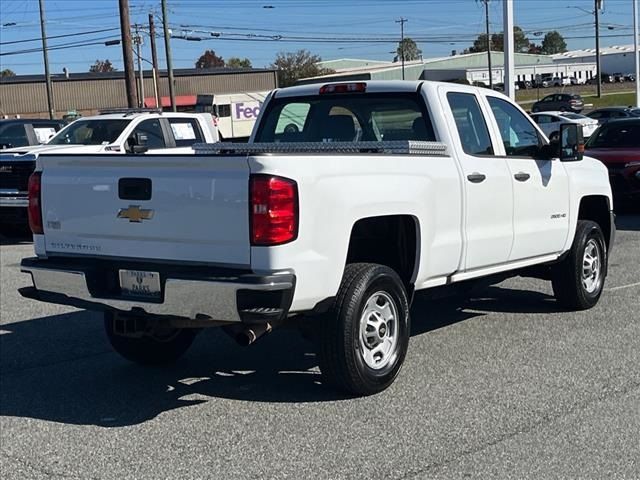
<box><xmin>317</xmin><ymin>263</ymin><xmax>410</xmax><ymax>396</ymax></box>
<box><xmin>551</xmin><ymin>220</ymin><xmax>607</xmax><ymax>310</ymax></box>
<box><xmin>104</xmin><ymin>312</ymin><xmax>198</xmax><ymax>365</ymax></box>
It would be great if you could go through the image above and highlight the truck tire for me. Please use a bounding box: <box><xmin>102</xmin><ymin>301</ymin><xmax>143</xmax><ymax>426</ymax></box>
<box><xmin>104</xmin><ymin>313</ymin><xmax>198</xmax><ymax>365</ymax></box>
<box><xmin>551</xmin><ymin>220</ymin><xmax>607</xmax><ymax>310</ymax></box>
<box><xmin>318</xmin><ymin>263</ymin><xmax>410</xmax><ymax>396</ymax></box>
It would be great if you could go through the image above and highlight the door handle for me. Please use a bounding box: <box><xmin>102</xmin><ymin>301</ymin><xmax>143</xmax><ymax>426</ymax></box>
<box><xmin>467</xmin><ymin>173</ymin><xmax>486</xmax><ymax>183</ymax></box>
<box><xmin>514</xmin><ymin>172</ymin><xmax>531</xmax><ymax>182</ymax></box>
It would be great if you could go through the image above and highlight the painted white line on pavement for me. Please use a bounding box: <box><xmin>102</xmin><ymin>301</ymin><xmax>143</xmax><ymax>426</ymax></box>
<box><xmin>607</xmin><ymin>281</ymin><xmax>640</xmax><ymax>292</ymax></box>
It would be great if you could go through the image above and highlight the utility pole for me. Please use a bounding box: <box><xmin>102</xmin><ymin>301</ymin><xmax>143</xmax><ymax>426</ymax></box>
<box><xmin>595</xmin><ymin>0</ymin><xmax>602</xmax><ymax>98</ymax></box>
<box><xmin>149</xmin><ymin>13</ymin><xmax>161</xmax><ymax>108</ymax></box>
<box><xmin>119</xmin><ymin>0</ymin><xmax>137</xmax><ymax>108</ymax></box>
<box><xmin>634</xmin><ymin>0</ymin><xmax>639</xmax><ymax>108</ymax></box>
<box><xmin>134</xmin><ymin>25</ymin><xmax>145</xmax><ymax>108</ymax></box>
<box><xmin>396</xmin><ymin>17</ymin><xmax>407</xmax><ymax>80</ymax></box>
<box><xmin>38</xmin><ymin>0</ymin><xmax>55</xmax><ymax>119</ymax></box>
<box><xmin>503</xmin><ymin>0</ymin><xmax>515</xmax><ymax>99</ymax></box>
<box><xmin>482</xmin><ymin>0</ymin><xmax>493</xmax><ymax>89</ymax></box>
<box><xmin>162</xmin><ymin>0</ymin><xmax>177</xmax><ymax>111</ymax></box>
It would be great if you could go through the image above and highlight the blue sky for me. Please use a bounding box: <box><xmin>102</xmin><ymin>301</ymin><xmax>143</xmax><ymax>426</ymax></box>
<box><xmin>0</xmin><ymin>0</ymin><xmax>637</xmax><ymax>75</ymax></box>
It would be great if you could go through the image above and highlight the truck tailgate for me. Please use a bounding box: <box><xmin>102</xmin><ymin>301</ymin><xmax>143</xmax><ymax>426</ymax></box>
<box><xmin>39</xmin><ymin>154</ymin><xmax>250</xmax><ymax>266</ymax></box>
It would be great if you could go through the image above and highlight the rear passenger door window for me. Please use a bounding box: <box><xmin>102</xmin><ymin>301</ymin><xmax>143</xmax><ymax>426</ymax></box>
<box><xmin>446</xmin><ymin>92</ymin><xmax>494</xmax><ymax>156</ymax></box>
<box><xmin>487</xmin><ymin>96</ymin><xmax>541</xmax><ymax>157</ymax></box>
<box><xmin>168</xmin><ymin>118</ymin><xmax>204</xmax><ymax>147</ymax></box>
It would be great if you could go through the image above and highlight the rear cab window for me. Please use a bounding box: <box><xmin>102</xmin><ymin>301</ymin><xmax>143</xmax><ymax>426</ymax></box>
<box><xmin>255</xmin><ymin>92</ymin><xmax>435</xmax><ymax>143</ymax></box>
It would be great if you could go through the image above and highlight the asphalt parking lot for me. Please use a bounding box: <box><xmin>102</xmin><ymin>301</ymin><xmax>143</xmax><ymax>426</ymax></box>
<box><xmin>1</xmin><ymin>215</ymin><xmax>639</xmax><ymax>480</ymax></box>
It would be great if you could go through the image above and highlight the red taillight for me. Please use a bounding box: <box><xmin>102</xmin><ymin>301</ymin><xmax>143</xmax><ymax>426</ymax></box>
<box><xmin>319</xmin><ymin>83</ymin><xmax>366</xmax><ymax>95</ymax></box>
<box><xmin>250</xmin><ymin>175</ymin><xmax>298</xmax><ymax>246</ymax></box>
<box><xmin>28</xmin><ymin>172</ymin><xmax>43</xmax><ymax>235</ymax></box>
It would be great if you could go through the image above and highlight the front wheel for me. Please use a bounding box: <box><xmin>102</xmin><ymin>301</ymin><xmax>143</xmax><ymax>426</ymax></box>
<box><xmin>551</xmin><ymin>220</ymin><xmax>607</xmax><ymax>310</ymax></box>
<box><xmin>104</xmin><ymin>313</ymin><xmax>198</xmax><ymax>365</ymax></box>
<box><xmin>318</xmin><ymin>263</ymin><xmax>410</xmax><ymax>396</ymax></box>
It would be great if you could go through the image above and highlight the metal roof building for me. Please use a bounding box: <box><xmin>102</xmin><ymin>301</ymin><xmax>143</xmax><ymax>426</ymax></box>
<box><xmin>301</xmin><ymin>52</ymin><xmax>594</xmax><ymax>86</ymax></box>
<box><xmin>0</xmin><ymin>67</ymin><xmax>278</xmax><ymax>118</ymax></box>
<box><xmin>551</xmin><ymin>44</ymin><xmax>639</xmax><ymax>74</ymax></box>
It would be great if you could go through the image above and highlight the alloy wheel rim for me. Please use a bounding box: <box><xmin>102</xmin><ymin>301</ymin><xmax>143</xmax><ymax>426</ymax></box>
<box><xmin>582</xmin><ymin>238</ymin><xmax>602</xmax><ymax>294</ymax></box>
<box><xmin>359</xmin><ymin>291</ymin><xmax>399</xmax><ymax>370</ymax></box>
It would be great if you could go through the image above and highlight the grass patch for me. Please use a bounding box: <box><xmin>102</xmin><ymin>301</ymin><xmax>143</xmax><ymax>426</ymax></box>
<box><xmin>582</xmin><ymin>92</ymin><xmax>637</xmax><ymax>109</ymax></box>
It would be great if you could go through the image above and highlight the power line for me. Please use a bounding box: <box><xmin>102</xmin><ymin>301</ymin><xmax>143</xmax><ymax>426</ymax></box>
<box><xmin>0</xmin><ymin>27</ymin><xmax>120</xmax><ymax>46</ymax></box>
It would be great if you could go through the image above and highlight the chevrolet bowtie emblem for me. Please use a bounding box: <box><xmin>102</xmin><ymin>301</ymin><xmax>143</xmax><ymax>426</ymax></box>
<box><xmin>117</xmin><ymin>205</ymin><xmax>154</xmax><ymax>222</ymax></box>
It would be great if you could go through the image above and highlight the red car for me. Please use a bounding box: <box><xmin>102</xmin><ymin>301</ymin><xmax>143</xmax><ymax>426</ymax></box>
<box><xmin>584</xmin><ymin>119</ymin><xmax>640</xmax><ymax>207</ymax></box>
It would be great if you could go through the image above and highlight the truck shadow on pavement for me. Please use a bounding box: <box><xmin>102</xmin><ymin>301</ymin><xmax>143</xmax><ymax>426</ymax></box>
<box><xmin>615</xmin><ymin>213</ymin><xmax>640</xmax><ymax>232</ymax></box>
<box><xmin>0</xmin><ymin>286</ymin><xmax>562</xmax><ymax>427</ymax></box>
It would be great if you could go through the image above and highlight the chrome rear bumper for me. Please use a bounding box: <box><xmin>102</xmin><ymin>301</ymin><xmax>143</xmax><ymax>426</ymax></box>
<box><xmin>20</xmin><ymin>257</ymin><xmax>295</xmax><ymax>323</ymax></box>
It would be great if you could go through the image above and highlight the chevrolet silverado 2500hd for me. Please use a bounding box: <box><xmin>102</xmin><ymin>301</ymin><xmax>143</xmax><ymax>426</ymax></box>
<box><xmin>19</xmin><ymin>81</ymin><xmax>615</xmax><ymax>396</ymax></box>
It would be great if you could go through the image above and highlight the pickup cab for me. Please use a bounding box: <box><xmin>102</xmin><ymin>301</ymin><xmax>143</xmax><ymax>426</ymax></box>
<box><xmin>19</xmin><ymin>81</ymin><xmax>615</xmax><ymax>396</ymax></box>
<box><xmin>0</xmin><ymin>110</ymin><xmax>217</xmax><ymax>226</ymax></box>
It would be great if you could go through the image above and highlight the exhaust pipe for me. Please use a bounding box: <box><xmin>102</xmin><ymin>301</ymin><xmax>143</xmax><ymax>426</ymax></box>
<box><xmin>225</xmin><ymin>323</ymin><xmax>273</xmax><ymax>346</ymax></box>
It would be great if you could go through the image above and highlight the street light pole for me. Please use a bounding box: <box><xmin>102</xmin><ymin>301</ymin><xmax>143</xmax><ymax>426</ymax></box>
<box><xmin>38</xmin><ymin>0</ymin><xmax>55</xmax><ymax>119</ymax></box>
<box><xmin>162</xmin><ymin>0</ymin><xmax>177</xmax><ymax>112</ymax></box>
<box><xmin>149</xmin><ymin>13</ymin><xmax>161</xmax><ymax>108</ymax></box>
<box><xmin>503</xmin><ymin>0</ymin><xmax>515</xmax><ymax>99</ymax></box>
<box><xmin>134</xmin><ymin>25</ymin><xmax>145</xmax><ymax>108</ymax></box>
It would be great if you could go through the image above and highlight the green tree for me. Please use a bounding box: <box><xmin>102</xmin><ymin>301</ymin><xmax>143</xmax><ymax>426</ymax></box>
<box><xmin>271</xmin><ymin>49</ymin><xmax>335</xmax><ymax>87</ymax></box>
<box><xmin>541</xmin><ymin>31</ymin><xmax>567</xmax><ymax>55</ymax></box>
<box><xmin>89</xmin><ymin>59</ymin><xmax>116</xmax><ymax>73</ymax></box>
<box><xmin>195</xmin><ymin>50</ymin><xmax>225</xmax><ymax>69</ymax></box>
<box><xmin>227</xmin><ymin>57</ymin><xmax>252</xmax><ymax>69</ymax></box>
<box><xmin>396</xmin><ymin>37</ymin><xmax>422</xmax><ymax>61</ymax></box>
<box><xmin>468</xmin><ymin>26</ymin><xmax>532</xmax><ymax>53</ymax></box>
<box><xmin>1</xmin><ymin>68</ymin><xmax>16</xmax><ymax>78</ymax></box>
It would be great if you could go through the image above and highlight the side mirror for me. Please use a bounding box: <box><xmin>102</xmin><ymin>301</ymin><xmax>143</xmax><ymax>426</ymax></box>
<box><xmin>558</xmin><ymin>123</ymin><xmax>584</xmax><ymax>162</ymax></box>
<box><xmin>128</xmin><ymin>132</ymin><xmax>149</xmax><ymax>154</ymax></box>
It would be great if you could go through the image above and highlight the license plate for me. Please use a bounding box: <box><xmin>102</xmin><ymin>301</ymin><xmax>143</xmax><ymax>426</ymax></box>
<box><xmin>119</xmin><ymin>269</ymin><xmax>161</xmax><ymax>299</ymax></box>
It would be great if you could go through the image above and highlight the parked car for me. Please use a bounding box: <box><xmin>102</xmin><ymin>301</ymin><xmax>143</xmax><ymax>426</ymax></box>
<box><xmin>531</xmin><ymin>93</ymin><xmax>584</xmax><ymax>113</ymax></box>
<box><xmin>19</xmin><ymin>80</ymin><xmax>614</xmax><ymax>397</ymax></box>
<box><xmin>0</xmin><ymin>110</ymin><xmax>218</xmax><ymax>227</ymax></box>
<box><xmin>0</xmin><ymin>119</ymin><xmax>65</xmax><ymax>150</ymax></box>
<box><xmin>551</xmin><ymin>76</ymin><xmax>571</xmax><ymax>87</ymax></box>
<box><xmin>623</xmin><ymin>73</ymin><xmax>636</xmax><ymax>82</ymax></box>
<box><xmin>585</xmin><ymin>119</ymin><xmax>640</xmax><ymax>207</ymax></box>
<box><xmin>586</xmin><ymin>107</ymin><xmax>640</xmax><ymax>125</ymax></box>
<box><xmin>517</xmin><ymin>80</ymin><xmax>533</xmax><ymax>90</ymax></box>
<box><xmin>612</xmin><ymin>73</ymin><xmax>625</xmax><ymax>83</ymax></box>
<box><xmin>586</xmin><ymin>74</ymin><xmax>614</xmax><ymax>84</ymax></box>
<box><xmin>530</xmin><ymin>111</ymin><xmax>599</xmax><ymax>141</ymax></box>
<box><xmin>534</xmin><ymin>73</ymin><xmax>553</xmax><ymax>88</ymax></box>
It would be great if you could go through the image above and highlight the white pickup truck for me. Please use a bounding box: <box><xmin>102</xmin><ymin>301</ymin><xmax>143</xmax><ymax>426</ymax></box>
<box><xmin>20</xmin><ymin>81</ymin><xmax>615</xmax><ymax>396</ymax></box>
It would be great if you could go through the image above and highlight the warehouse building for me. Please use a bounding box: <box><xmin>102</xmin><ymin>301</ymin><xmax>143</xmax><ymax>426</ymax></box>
<box><xmin>0</xmin><ymin>67</ymin><xmax>278</xmax><ymax>118</ymax></box>
<box><xmin>551</xmin><ymin>44</ymin><xmax>639</xmax><ymax>75</ymax></box>
<box><xmin>304</xmin><ymin>52</ymin><xmax>596</xmax><ymax>86</ymax></box>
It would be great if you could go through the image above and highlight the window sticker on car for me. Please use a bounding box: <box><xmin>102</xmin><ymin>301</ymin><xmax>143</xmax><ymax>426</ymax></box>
<box><xmin>170</xmin><ymin>122</ymin><xmax>196</xmax><ymax>140</ymax></box>
<box><xmin>33</xmin><ymin>127</ymin><xmax>57</xmax><ymax>143</ymax></box>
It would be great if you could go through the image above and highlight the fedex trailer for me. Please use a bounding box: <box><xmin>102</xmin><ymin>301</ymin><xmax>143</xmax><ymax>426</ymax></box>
<box><xmin>195</xmin><ymin>91</ymin><xmax>270</xmax><ymax>141</ymax></box>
